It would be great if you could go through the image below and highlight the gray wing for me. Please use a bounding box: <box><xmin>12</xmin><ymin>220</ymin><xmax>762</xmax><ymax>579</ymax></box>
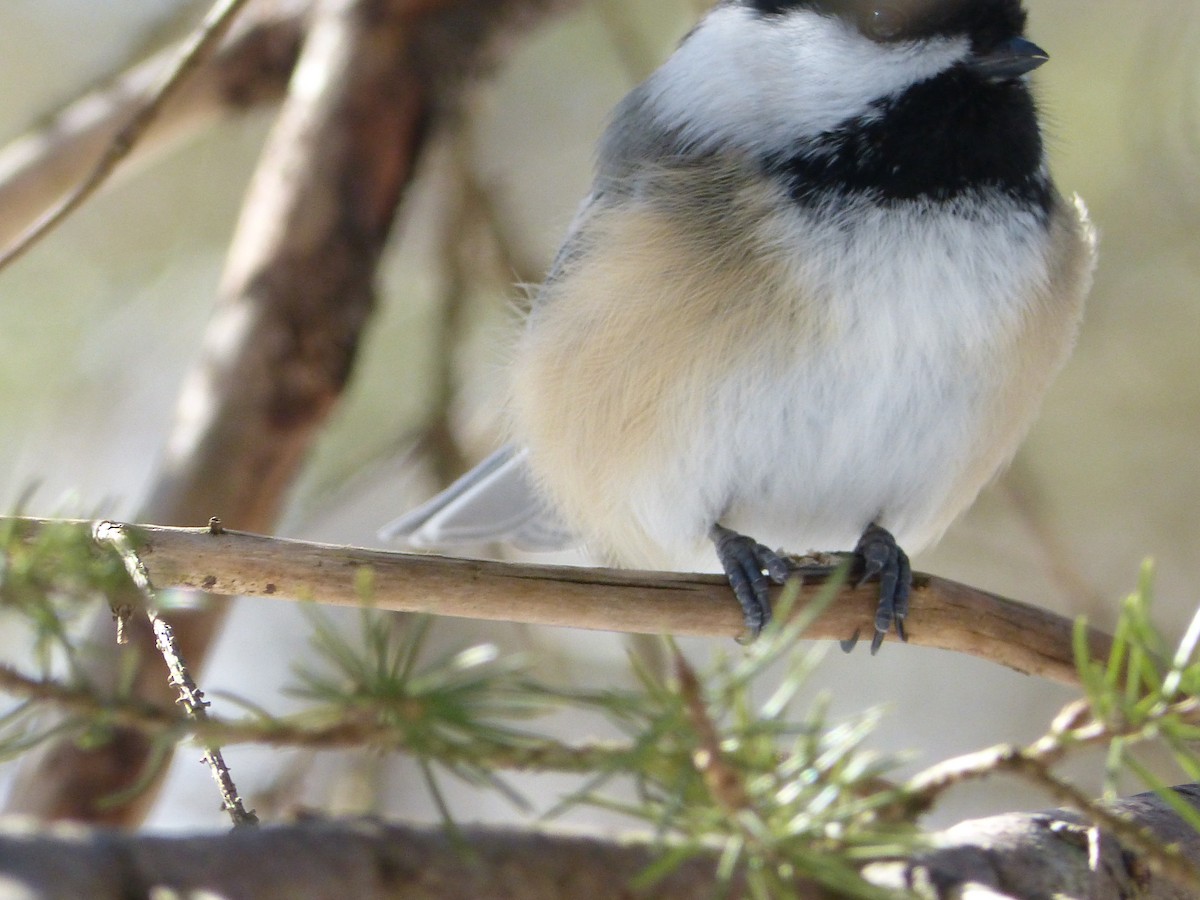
<box><xmin>535</xmin><ymin>191</ymin><xmax>598</xmax><ymax>302</ymax></box>
<box><xmin>379</xmin><ymin>445</ymin><xmax>576</xmax><ymax>552</ymax></box>
<box><xmin>532</xmin><ymin>81</ymin><xmax>697</xmax><ymax>309</ymax></box>
<box><xmin>385</xmin><ymin>93</ymin><xmax>666</xmax><ymax>549</ymax></box>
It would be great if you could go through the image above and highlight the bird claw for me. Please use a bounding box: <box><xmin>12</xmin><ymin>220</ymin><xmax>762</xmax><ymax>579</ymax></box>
<box><xmin>712</xmin><ymin>522</ymin><xmax>910</xmax><ymax>653</ymax></box>
<box><xmin>710</xmin><ymin>523</ymin><xmax>790</xmax><ymax>642</ymax></box>
<box><xmin>850</xmin><ymin>523</ymin><xmax>911</xmax><ymax>655</ymax></box>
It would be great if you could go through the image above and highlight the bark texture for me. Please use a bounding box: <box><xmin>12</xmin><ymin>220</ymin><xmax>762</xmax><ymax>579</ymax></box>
<box><xmin>5</xmin><ymin>517</ymin><xmax>1114</xmax><ymax>686</ymax></box>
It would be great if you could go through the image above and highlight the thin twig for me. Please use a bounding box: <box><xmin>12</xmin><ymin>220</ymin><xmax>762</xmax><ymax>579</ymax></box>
<box><xmin>674</xmin><ymin>648</ymin><xmax>752</xmax><ymax>813</ymax></box>
<box><xmin>904</xmin><ymin>701</ymin><xmax>1200</xmax><ymax>801</ymax></box>
<box><xmin>93</xmin><ymin>521</ymin><xmax>258</xmax><ymax>827</ymax></box>
<box><xmin>0</xmin><ymin>0</ymin><xmax>306</xmax><ymax>251</ymax></box>
<box><xmin>0</xmin><ymin>0</ymin><xmax>254</xmax><ymax>272</ymax></box>
<box><xmin>0</xmin><ymin>660</ymin><xmax>625</xmax><ymax>771</ymax></box>
<box><xmin>899</xmin><ymin>698</ymin><xmax>1200</xmax><ymax>890</ymax></box>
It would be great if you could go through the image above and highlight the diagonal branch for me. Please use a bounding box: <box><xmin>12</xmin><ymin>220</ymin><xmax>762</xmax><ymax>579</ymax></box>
<box><xmin>898</xmin><ymin>700</ymin><xmax>1200</xmax><ymax>889</ymax></box>
<box><xmin>93</xmin><ymin>522</ymin><xmax>259</xmax><ymax>828</ymax></box>
<box><xmin>0</xmin><ymin>0</ymin><xmax>309</xmax><ymax>252</ymax></box>
<box><xmin>0</xmin><ymin>0</ymin><xmax>259</xmax><ymax>271</ymax></box>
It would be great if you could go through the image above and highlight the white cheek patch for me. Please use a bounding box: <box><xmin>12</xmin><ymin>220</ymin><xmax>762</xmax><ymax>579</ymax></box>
<box><xmin>646</xmin><ymin>4</ymin><xmax>969</xmax><ymax>155</ymax></box>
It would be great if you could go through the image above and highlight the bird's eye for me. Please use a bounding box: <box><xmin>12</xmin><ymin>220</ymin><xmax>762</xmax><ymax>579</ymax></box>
<box><xmin>787</xmin><ymin>0</ymin><xmax>937</xmax><ymax>42</ymax></box>
<box><xmin>856</xmin><ymin>0</ymin><xmax>946</xmax><ymax>42</ymax></box>
<box><xmin>865</xmin><ymin>6</ymin><xmax>905</xmax><ymax>40</ymax></box>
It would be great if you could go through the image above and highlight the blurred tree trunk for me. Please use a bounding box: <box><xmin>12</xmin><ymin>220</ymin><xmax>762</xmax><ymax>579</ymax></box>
<box><xmin>2</xmin><ymin>786</ymin><xmax>1200</xmax><ymax>898</ymax></box>
<box><xmin>4</xmin><ymin>0</ymin><xmax>574</xmax><ymax>826</ymax></box>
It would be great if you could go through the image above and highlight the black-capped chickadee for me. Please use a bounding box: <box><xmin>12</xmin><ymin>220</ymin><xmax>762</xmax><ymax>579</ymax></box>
<box><xmin>383</xmin><ymin>0</ymin><xmax>1096</xmax><ymax>653</ymax></box>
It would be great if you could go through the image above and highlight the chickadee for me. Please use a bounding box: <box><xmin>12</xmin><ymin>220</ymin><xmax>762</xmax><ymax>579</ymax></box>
<box><xmin>383</xmin><ymin>0</ymin><xmax>1095</xmax><ymax>653</ymax></box>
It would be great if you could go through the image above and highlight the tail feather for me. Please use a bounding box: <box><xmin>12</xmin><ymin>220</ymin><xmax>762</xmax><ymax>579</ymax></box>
<box><xmin>379</xmin><ymin>446</ymin><xmax>575</xmax><ymax>552</ymax></box>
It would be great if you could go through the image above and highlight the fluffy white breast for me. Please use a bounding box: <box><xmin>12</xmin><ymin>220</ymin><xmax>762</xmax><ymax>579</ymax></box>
<box><xmin>645</xmin><ymin>4</ymin><xmax>969</xmax><ymax>156</ymax></box>
<box><xmin>620</xmin><ymin>196</ymin><xmax>1063</xmax><ymax>570</ymax></box>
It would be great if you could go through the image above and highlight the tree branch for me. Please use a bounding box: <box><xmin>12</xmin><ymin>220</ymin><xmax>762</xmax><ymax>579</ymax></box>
<box><xmin>0</xmin><ymin>0</ymin><xmax>309</xmax><ymax>251</ymax></box>
<box><xmin>898</xmin><ymin>700</ymin><xmax>1200</xmax><ymax>889</ymax></box>
<box><xmin>0</xmin><ymin>818</ymin><xmax>742</xmax><ymax>900</ymax></box>
<box><xmin>871</xmin><ymin>786</ymin><xmax>1200</xmax><ymax>898</ymax></box>
<box><xmin>1</xmin><ymin>788</ymin><xmax>1198</xmax><ymax>899</ymax></box>
<box><xmin>6</xmin><ymin>517</ymin><xmax>1114</xmax><ymax>686</ymax></box>
<box><xmin>0</xmin><ymin>659</ymin><xmax>622</xmax><ymax>769</ymax></box>
<box><xmin>93</xmin><ymin>522</ymin><xmax>259</xmax><ymax>828</ymax></box>
<box><xmin>0</xmin><ymin>0</ymin><xmax>258</xmax><ymax>271</ymax></box>
<box><xmin>4</xmin><ymin>0</ymin><xmax>581</xmax><ymax>827</ymax></box>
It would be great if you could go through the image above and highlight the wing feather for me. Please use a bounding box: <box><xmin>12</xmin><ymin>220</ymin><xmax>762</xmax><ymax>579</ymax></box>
<box><xmin>379</xmin><ymin>446</ymin><xmax>575</xmax><ymax>552</ymax></box>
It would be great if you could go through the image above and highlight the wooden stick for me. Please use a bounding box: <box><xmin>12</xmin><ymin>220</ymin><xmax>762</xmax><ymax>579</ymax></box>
<box><xmin>8</xmin><ymin>517</ymin><xmax>1111</xmax><ymax>686</ymax></box>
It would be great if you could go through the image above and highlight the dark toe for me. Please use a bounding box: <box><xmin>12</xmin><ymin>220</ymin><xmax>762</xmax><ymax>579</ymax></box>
<box><xmin>870</xmin><ymin>628</ymin><xmax>886</xmax><ymax>655</ymax></box>
<box><xmin>852</xmin><ymin>523</ymin><xmax>911</xmax><ymax>654</ymax></box>
<box><xmin>894</xmin><ymin>553</ymin><xmax>912</xmax><ymax>638</ymax></box>
<box><xmin>710</xmin><ymin>524</ymin><xmax>789</xmax><ymax>640</ymax></box>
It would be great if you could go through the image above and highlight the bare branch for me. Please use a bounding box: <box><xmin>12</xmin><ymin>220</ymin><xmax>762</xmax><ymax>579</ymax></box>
<box><xmin>0</xmin><ymin>0</ymin><xmax>308</xmax><ymax>251</ymax></box>
<box><xmin>0</xmin><ymin>818</ymin><xmax>744</xmax><ymax>899</ymax></box>
<box><xmin>6</xmin><ymin>517</ymin><xmax>1114</xmax><ymax>686</ymax></box>
<box><xmin>94</xmin><ymin>521</ymin><xmax>259</xmax><ymax>828</ymax></box>
<box><xmin>0</xmin><ymin>0</ymin><xmax>258</xmax><ymax>271</ymax></box>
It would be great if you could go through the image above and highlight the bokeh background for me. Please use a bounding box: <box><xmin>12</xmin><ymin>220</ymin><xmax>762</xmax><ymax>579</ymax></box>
<box><xmin>0</xmin><ymin>0</ymin><xmax>1197</xmax><ymax>833</ymax></box>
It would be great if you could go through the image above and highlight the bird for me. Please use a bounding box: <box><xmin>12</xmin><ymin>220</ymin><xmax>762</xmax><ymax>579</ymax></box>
<box><xmin>382</xmin><ymin>0</ymin><xmax>1096</xmax><ymax>654</ymax></box>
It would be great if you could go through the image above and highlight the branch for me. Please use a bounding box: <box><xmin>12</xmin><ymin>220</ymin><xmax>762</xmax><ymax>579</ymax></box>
<box><xmin>0</xmin><ymin>0</ymin><xmax>308</xmax><ymax>251</ymax></box>
<box><xmin>0</xmin><ymin>818</ymin><xmax>741</xmax><ymax>900</ymax></box>
<box><xmin>94</xmin><ymin>522</ymin><xmax>259</xmax><ymax>828</ymax></box>
<box><xmin>0</xmin><ymin>0</ymin><xmax>258</xmax><ymax>271</ymax></box>
<box><xmin>0</xmin><ymin>660</ymin><xmax>618</xmax><ymax>770</ymax></box>
<box><xmin>897</xmin><ymin>699</ymin><xmax>1200</xmax><ymax>889</ymax></box>
<box><xmin>1</xmin><ymin>789</ymin><xmax>1198</xmax><ymax>899</ymax></box>
<box><xmin>5</xmin><ymin>0</ymin><xmax>580</xmax><ymax>827</ymax></box>
<box><xmin>872</xmin><ymin>786</ymin><xmax>1200</xmax><ymax>898</ymax></box>
<box><xmin>7</xmin><ymin>517</ymin><xmax>1113</xmax><ymax>686</ymax></box>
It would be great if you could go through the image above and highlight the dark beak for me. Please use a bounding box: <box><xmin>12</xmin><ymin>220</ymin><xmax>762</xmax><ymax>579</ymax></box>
<box><xmin>968</xmin><ymin>36</ymin><xmax>1049</xmax><ymax>82</ymax></box>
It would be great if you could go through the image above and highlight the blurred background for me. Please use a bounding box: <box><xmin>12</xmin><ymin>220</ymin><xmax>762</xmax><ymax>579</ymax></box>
<box><xmin>0</xmin><ymin>0</ymin><xmax>1196</xmax><ymax>834</ymax></box>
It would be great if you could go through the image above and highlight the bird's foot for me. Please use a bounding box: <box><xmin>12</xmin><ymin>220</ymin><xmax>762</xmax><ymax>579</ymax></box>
<box><xmin>841</xmin><ymin>523</ymin><xmax>911</xmax><ymax>655</ymax></box>
<box><xmin>709</xmin><ymin>523</ymin><xmax>790</xmax><ymax>642</ymax></box>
